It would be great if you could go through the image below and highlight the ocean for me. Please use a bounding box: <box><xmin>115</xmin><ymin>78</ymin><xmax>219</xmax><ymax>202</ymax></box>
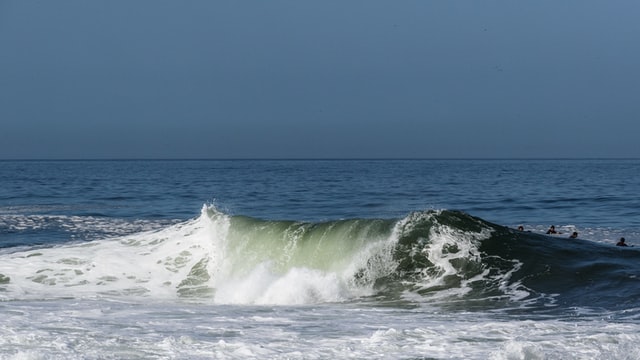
<box><xmin>1</xmin><ymin>159</ymin><xmax>639</xmax><ymax>359</ymax></box>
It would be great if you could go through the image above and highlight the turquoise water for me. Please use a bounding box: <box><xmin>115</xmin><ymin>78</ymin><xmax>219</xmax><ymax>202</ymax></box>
<box><xmin>1</xmin><ymin>159</ymin><xmax>639</xmax><ymax>359</ymax></box>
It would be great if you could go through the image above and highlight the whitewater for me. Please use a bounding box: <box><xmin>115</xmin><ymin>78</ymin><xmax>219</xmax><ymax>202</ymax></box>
<box><xmin>1</xmin><ymin>159</ymin><xmax>639</xmax><ymax>359</ymax></box>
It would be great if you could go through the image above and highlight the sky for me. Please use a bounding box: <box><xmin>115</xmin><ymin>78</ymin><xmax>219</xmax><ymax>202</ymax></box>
<box><xmin>1</xmin><ymin>1</ymin><xmax>639</xmax><ymax>159</ymax></box>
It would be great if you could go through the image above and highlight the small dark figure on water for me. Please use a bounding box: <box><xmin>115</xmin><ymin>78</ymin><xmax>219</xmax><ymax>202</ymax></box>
<box><xmin>616</xmin><ymin>237</ymin><xmax>628</xmax><ymax>247</ymax></box>
<box><xmin>517</xmin><ymin>226</ymin><xmax>524</xmax><ymax>231</ymax></box>
<box><xmin>546</xmin><ymin>225</ymin><xmax>558</xmax><ymax>234</ymax></box>
<box><xmin>569</xmin><ymin>232</ymin><xmax>578</xmax><ymax>239</ymax></box>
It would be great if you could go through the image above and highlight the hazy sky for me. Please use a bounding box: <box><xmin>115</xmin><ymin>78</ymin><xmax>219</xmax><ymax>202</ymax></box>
<box><xmin>1</xmin><ymin>1</ymin><xmax>639</xmax><ymax>159</ymax></box>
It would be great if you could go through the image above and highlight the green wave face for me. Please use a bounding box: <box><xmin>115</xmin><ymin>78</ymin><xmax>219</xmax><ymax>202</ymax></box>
<box><xmin>225</xmin><ymin>216</ymin><xmax>397</xmax><ymax>274</ymax></box>
<box><xmin>210</xmin><ymin>214</ymin><xmax>401</xmax><ymax>304</ymax></box>
<box><xmin>208</xmin><ymin>209</ymin><xmax>498</xmax><ymax>305</ymax></box>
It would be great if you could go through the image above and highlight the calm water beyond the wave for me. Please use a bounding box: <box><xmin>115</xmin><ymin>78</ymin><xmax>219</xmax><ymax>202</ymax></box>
<box><xmin>1</xmin><ymin>159</ymin><xmax>639</xmax><ymax>359</ymax></box>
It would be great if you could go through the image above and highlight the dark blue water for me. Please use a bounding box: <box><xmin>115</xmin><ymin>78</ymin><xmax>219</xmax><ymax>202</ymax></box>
<box><xmin>2</xmin><ymin>159</ymin><xmax>639</xmax><ymax>241</ymax></box>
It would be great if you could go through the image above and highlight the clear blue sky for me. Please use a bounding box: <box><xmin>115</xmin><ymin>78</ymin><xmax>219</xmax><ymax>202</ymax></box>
<box><xmin>1</xmin><ymin>1</ymin><xmax>639</xmax><ymax>159</ymax></box>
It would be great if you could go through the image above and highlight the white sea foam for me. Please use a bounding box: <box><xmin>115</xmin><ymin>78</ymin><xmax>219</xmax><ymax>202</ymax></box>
<box><xmin>0</xmin><ymin>207</ymin><xmax>220</xmax><ymax>301</ymax></box>
<box><xmin>1</xmin><ymin>299</ymin><xmax>639</xmax><ymax>360</ymax></box>
<box><xmin>0</xmin><ymin>205</ymin><xmax>399</xmax><ymax>305</ymax></box>
<box><xmin>215</xmin><ymin>264</ymin><xmax>349</xmax><ymax>305</ymax></box>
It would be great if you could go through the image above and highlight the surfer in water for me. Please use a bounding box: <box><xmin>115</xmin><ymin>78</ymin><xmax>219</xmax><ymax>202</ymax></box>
<box><xmin>546</xmin><ymin>225</ymin><xmax>558</xmax><ymax>234</ymax></box>
<box><xmin>616</xmin><ymin>237</ymin><xmax>628</xmax><ymax>247</ymax></box>
<box><xmin>569</xmin><ymin>232</ymin><xmax>578</xmax><ymax>239</ymax></box>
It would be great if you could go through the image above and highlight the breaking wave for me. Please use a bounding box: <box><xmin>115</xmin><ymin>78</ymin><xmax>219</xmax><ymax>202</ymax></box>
<box><xmin>1</xmin><ymin>205</ymin><xmax>639</xmax><ymax>312</ymax></box>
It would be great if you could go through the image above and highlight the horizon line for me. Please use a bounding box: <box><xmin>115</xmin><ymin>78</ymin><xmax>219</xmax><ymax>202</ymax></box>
<box><xmin>1</xmin><ymin>157</ymin><xmax>639</xmax><ymax>161</ymax></box>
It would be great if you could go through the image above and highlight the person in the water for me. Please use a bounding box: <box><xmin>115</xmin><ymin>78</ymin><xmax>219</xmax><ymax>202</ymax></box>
<box><xmin>546</xmin><ymin>225</ymin><xmax>558</xmax><ymax>234</ymax></box>
<box><xmin>569</xmin><ymin>232</ymin><xmax>578</xmax><ymax>239</ymax></box>
<box><xmin>616</xmin><ymin>237</ymin><xmax>628</xmax><ymax>247</ymax></box>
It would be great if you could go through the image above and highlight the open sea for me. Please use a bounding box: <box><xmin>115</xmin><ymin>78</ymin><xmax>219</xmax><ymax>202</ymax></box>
<box><xmin>1</xmin><ymin>159</ymin><xmax>639</xmax><ymax>359</ymax></box>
